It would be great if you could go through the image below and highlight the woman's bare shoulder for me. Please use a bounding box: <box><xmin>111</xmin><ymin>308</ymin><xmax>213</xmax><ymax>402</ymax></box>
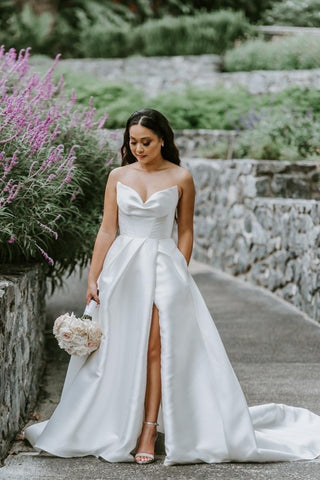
<box><xmin>168</xmin><ymin>164</ymin><xmax>194</xmax><ymax>185</ymax></box>
<box><xmin>107</xmin><ymin>165</ymin><xmax>132</xmax><ymax>183</ymax></box>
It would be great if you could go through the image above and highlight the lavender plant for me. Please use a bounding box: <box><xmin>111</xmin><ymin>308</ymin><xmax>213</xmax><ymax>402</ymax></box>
<box><xmin>0</xmin><ymin>47</ymin><xmax>115</xmax><ymax>285</ymax></box>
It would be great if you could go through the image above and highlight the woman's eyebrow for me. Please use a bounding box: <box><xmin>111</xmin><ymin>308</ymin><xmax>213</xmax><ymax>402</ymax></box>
<box><xmin>129</xmin><ymin>136</ymin><xmax>152</xmax><ymax>140</ymax></box>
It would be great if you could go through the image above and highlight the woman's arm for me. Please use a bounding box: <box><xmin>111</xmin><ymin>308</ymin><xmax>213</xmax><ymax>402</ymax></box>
<box><xmin>86</xmin><ymin>169</ymin><xmax>119</xmax><ymax>304</ymax></box>
<box><xmin>176</xmin><ymin>171</ymin><xmax>195</xmax><ymax>265</ymax></box>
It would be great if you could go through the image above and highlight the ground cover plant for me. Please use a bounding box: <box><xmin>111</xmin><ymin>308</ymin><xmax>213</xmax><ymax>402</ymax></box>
<box><xmin>0</xmin><ymin>47</ymin><xmax>115</xmax><ymax>286</ymax></box>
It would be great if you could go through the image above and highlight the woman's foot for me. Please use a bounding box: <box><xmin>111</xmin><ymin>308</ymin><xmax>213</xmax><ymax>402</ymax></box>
<box><xmin>135</xmin><ymin>421</ymin><xmax>158</xmax><ymax>464</ymax></box>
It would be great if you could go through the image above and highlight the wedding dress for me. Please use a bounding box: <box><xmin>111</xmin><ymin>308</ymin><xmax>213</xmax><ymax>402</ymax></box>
<box><xmin>25</xmin><ymin>180</ymin><xmax>320</xmax><ymax>466</ymax></box>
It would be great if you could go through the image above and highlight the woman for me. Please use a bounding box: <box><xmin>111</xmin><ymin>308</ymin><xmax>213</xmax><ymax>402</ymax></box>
<box><xmin>25</xmin><ymin>109</ymin><xmax>320</xmax><ymax>466</ymax></box>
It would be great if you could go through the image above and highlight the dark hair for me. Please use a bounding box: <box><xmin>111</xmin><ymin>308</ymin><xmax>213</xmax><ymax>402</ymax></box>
<box><xmin>121</xmin><ymin>108</ymin><xmax>181</xmax><ymax>166</ymax></box>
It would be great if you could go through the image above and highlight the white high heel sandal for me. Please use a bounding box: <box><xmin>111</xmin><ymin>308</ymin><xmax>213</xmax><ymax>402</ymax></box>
<box><xmin>135</xmin><ymin>421</ymin><xmax>159</xmax><ymax>465</ymax></box>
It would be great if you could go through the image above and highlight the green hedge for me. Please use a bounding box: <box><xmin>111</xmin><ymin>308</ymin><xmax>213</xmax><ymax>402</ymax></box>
<box><xmin>224</xmin><ymin>34</ymin><xmax>320</xmax><ymax>71</ymax></box>
<box><xmin>131</xmin><ymin>10</ymin><xmax>253</xmax><ymax>57</ymax></box>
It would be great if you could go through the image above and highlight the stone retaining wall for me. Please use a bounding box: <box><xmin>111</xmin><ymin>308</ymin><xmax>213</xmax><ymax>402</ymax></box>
<box><xmin>258</xmin><ymin>25</ymin><xmax>320</xmax><ymax>38</ymax></box>
<box><xmin>183</xmin><ymin>158</ymin><xmax>320</xmax><ymax>322</ymax></box>
<box><xmin>0</xmin><ymin>265</ymin><xmax>46</xmax><ymax>461</ymax></box>
<box><xmin>32</xmin><ymin>55</ymin><xmax>320</xmax><ymax>97</ymax></box>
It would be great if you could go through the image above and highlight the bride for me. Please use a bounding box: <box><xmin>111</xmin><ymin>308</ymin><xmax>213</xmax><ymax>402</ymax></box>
<box><xmin>25</xmin><ymin>108</ymin><xmax>320</xmax><ymax>466</ymax></box>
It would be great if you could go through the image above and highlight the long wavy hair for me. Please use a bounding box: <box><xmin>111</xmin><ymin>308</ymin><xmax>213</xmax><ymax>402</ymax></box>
<box><xmin>121</xmin><ymin>109</ymin><xmax>181</xmax><ymax>166</ymax></box>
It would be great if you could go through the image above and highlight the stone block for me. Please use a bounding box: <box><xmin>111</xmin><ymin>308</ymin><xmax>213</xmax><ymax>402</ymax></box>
<box><xmin>282</xmin><ymin>283</ymin><xmax>298</xmax><ymax>299</ymax></box>
<box><xmin>255</xmin><ymin>176</ymin><xmax>271</xmax><ymax>196</ymax></box>
<box><xmin>251</xmin><ymin>221</ymin><xmax>268</xmax><ymax>245</ymax></box>
<box><xmin>243</xmin><ymin>176</ymin><xmax>257</xmax><ymax>199</ymax></box>
<box><xmin>268</xmin><ymin>269</ymin><xmax>285</xmax><ymax>291</ymax></box>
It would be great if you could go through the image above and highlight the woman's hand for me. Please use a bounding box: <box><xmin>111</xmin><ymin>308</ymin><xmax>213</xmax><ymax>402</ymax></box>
<box><xmin>86</xmin><ymin>281</ymin><xmax>100</xmax><ymax>305</ymax></box>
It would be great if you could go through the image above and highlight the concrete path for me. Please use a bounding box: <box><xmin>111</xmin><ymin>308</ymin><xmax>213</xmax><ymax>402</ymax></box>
<box><xmin>1</xmin><ymin>260</ymin><xmax>320</xmax><ymax>480</ymax></box>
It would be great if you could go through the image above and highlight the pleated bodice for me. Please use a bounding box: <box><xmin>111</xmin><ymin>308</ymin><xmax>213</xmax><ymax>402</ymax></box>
<box><xmin>117</xmin><ymin>181</ymin><xmax>178</xmax><ymax>239</ymax></box>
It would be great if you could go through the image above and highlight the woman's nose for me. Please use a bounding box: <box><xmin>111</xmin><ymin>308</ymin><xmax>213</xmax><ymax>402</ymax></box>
<box><xmin>136</xmin><ymin>144</ymin><xmax>144</xmax><ymax>153</ymax></box>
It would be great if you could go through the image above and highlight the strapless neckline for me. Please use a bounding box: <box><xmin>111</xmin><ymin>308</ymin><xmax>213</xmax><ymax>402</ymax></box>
<box><xmin>117</xmin><ymin>181</ymin><xmax>178</xmax><ymax>205</ymax></box>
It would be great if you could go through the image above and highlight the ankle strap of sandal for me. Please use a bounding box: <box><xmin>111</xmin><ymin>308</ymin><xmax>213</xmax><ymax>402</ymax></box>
<box><xmin>144</xmin><ymin>420</ymin><xmax>159</xmax><ymax>426</ymax></box>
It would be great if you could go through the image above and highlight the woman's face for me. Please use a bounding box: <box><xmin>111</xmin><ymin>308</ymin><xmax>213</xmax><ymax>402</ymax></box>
<box><xmin>129</xmin><ymin>124</ymin><xmax>163</xmax><ymax>164</ymax></box>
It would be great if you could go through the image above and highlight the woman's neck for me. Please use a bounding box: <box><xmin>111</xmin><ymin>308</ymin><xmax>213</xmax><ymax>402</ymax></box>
<box><xmin>134</xmin><ymin>157</ymin><xmax>166</xmax><ymax>173</ymax></box>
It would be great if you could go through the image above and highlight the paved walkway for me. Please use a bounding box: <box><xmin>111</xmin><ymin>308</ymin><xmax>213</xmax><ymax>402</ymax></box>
<box><xmin>1</xmin><ymin>261</ymin><xmax>320</xmax><ymax>480</ymax></box>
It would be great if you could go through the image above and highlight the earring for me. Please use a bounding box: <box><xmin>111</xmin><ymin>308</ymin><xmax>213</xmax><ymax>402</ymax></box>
<box><xmin>161</xmin><ymin>143</ymin><xmax>164</xmax><ymax>147</ymax></box>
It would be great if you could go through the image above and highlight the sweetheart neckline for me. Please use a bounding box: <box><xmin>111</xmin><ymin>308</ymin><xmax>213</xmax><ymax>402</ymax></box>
<box><xmin>117</xmin><ymin>181</ymin><xmax>179</xmax><ymax>204</ymax></box>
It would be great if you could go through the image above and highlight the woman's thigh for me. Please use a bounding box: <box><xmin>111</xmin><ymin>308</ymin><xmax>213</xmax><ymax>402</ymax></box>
<box><xmin>147</xmin><ymin>304</ymin><xmax>161</xmax><ymax>359</ymax></box>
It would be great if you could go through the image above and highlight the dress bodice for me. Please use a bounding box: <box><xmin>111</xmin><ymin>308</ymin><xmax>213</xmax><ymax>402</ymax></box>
<box><xmin>117</xmin><ymin>181</ymin><xmax>178</xmax><ymax>239</ymax></box>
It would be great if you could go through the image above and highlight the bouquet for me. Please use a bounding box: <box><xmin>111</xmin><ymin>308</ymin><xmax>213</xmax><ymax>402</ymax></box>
<box><xmin>53</xmin><ymin>299</ymin><xmax>103</xmax><ymax>356</ymax></box>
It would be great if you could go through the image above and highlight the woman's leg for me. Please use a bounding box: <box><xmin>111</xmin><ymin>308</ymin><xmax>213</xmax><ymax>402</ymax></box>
<box><xmin>135</xmin><ymin>304</ymin><xmax>161</xmax><ymax>461</ymax></box>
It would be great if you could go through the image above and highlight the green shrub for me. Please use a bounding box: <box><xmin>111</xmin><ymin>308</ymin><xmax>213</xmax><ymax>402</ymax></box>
<box><xmin>262</xmin><ymin>0</ymin><xmax>320</xmax><ymax>27</ymax></box>
<box><xmin>224</xmin><ymin>34</ymin><xmax>320</xmax><ymax>71</ymax></box>
<box><xmin>80</xmin><ymin>9</ymin><xmax>253</xmax><ymax>58</ymax></box>
<box><xmin>79</xmin><ymin>24</ymin><xmax>134</xmax><ymax>58</ymax></box>
<box><xmin>132</xmin><ymin>10</ymin><xmax>253</xmax><ymax>56</ymax></box>
<box><xmin>204</xmin><ymin>109</ymin><xmax>320</xmax><ymax>161</ymax></box>
<box><xmin>149</xmin><ymin>85</ymin><xmax>255</xmax><ymax>129</ymax></box>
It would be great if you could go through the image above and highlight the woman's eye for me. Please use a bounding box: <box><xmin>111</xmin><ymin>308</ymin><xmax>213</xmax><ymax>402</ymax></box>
<box><xmin>129</xmin><ymin>141</ymin><xmax>150</xmax><ymax>147</ymax></box>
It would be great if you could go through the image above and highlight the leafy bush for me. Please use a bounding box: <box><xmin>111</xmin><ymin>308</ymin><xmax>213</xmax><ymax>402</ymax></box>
<box><xmin>203</xmin><ymin>109</ymin><xmax>320</xmax><ymax>161</ymax></box>
<box><xmin>224</xmin><ymin>34</ymin><xmax>320</xmax><ymax>71</ymax></box>
<box><xmin>79</xmin><ymin>24</ymin><xmax>134</xmax><ymax>58</ymax></box>
<box><xmin>0</xmin><ymin>47</ymin><xmax>115</xmax><ymax>285</ymax></box>
<box><xmin>1</xmin><ymin>0</ymin><xmax>134</xmax><ymax>58</ymax></box>
<box><xmin>262</xmin><ymin>0</ymin><xmax>320</xmax><ymax>27</ymax></box>
<box><xmin>149</xmin><ymin>85</ymin><xmax>255</xmax><ymax>129</ymax></box>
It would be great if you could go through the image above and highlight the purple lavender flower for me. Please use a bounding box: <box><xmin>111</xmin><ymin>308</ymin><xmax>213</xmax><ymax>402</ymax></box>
<box><xmin>0</xmin><ymin>46</ymin><xmax>111</xmax><ymax>273</ymax></box>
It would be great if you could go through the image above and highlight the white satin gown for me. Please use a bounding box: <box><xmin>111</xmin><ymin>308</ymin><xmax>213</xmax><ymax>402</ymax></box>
<box><xmin>25</xmin><ymin>181</ymin><xmax>320</xmax><ymax>466</ymax></box>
